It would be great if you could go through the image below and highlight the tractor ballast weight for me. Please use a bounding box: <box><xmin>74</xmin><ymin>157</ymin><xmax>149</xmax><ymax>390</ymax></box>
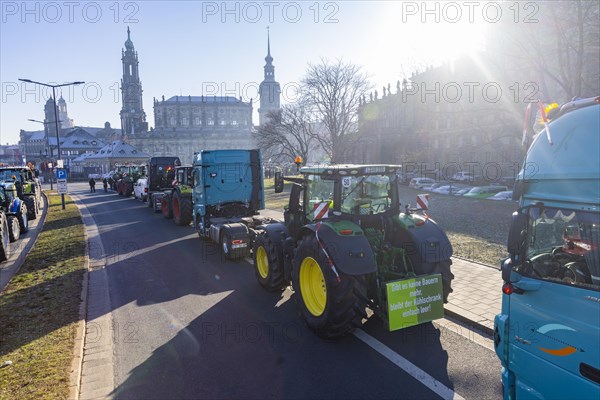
<box><xmin>253</xmin><ymin>164</ymin><xmax>454</xmax><ymax>338</ymax></box>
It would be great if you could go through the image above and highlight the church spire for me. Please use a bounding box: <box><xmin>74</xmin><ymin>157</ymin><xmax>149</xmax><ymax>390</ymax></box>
<box><xmin>120</xmin><ymin>27</ymin><xmax>147</xmax><ymax>135</ymax></box>
<box><xmin>259</xmin><ymin>27</ymin><xmax>281</xmax><ymax>126</ymax></box>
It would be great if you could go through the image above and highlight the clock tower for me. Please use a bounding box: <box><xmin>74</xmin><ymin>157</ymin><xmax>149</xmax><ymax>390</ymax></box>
<box><xmin>120</xmin><ymin>27</ymin><xmax>148</xmax><ymax>136</ymax></box>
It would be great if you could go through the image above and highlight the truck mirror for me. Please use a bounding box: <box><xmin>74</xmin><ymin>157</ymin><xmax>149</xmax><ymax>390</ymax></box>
<box><xmin>507</xmin><ymin>211</ymin><xmax>527</xmax><ymax>261</ymax></box>
<box><xmin>274</xmin><ymin>172</ymin><xmax>284</xmax><ymax>193</ymax></box>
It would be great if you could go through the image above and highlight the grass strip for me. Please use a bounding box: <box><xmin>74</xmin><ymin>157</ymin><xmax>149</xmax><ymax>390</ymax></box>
<box><xmin>0</xmin><ymin>192</ymin><xmax>85</xmax><ymax>400</ymax></box>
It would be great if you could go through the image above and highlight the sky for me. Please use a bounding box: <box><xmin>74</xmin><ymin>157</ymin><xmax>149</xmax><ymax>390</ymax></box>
<box><xmin>1</xmin><ymin>1</ymin><xmax>490</xmax><ymax>144</ymax></box>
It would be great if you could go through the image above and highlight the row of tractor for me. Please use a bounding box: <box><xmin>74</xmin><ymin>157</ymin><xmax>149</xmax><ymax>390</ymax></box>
<box><xmin>116</xmin><ymin>150</ymin><xmax>455</xmax><ymax>339</ymax></box>
<box><xmin>0</xmin><ymin>166</ymin><xmax>43</xmax><ymax>263</ymax></box>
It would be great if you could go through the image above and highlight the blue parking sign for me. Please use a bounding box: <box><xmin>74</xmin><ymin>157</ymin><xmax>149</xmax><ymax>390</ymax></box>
<box><xmin>56</xmin><ymin>169</ymin><xmax>67</xmax><ymax>180</ymax></box>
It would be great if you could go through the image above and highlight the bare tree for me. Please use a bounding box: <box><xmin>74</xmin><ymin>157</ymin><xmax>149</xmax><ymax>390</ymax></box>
<box><xmin>490</xmin><ymin>1</ymin><xmax>599</xmax><ymax>102</ymax></box>
<box><xmin>301</xmin><ymin>59</ymin><xmax>372</xmax><ymax>163</ymax></box>
<box><xmin>253</xmin><ymin>105</ymin><xmax>318</xmax><ymax>166</ymax></box>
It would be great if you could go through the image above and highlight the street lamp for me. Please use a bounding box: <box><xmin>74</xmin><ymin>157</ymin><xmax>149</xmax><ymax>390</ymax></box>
<box><xmin>19</xmin><ymin>78</ymin><xmax>85</xmax><ymax>209</ymax></box>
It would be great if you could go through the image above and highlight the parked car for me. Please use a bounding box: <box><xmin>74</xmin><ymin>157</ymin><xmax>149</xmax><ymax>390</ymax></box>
<box><xmin>133</xmin><ymin>178</ymin><xmax>149</xmax><ymax>202</ymax></box>
<box><xmin>427</xmin><ymin>182</ymin><xmax>451</xmax><ymax>191</ymax></box>
<box><xmin>409</xmin><ymin>177</ymin><xmax>436</xmax><ymax>189</ymax></box>
<box><xmin>463</xmin><ymin>185</ymin><xmax>509</xmax><ymax>199</ymax></box>
<box><xmin>433</xmin><ymin>184</ymin><xmax>465</xmax><ymax>195</ymax></box>
<box><xmin>451</xmin><ymin>172</ymin><xmax>474</xmax><ymax>182</ymax></box>
<box><xmin>488</xmin><ymin>190</ymin><xmax>514</xmax><ymax>201</ymax></box>
<box><xmin>454</xmin><ymin>187</ymin><xmax>473</xmax><ymax>196</ymax></box>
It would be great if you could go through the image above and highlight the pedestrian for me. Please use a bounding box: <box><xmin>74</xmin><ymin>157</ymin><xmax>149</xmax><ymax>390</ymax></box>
<box><xmin>108</xmin><ymin>176</ymin><xmax>114</xmax><ymax>191</ymax></box>
<box><xmin>102</xmin><ymin>178</ymin><xmax>108</xmax><ymax>192</ymax></box>
<box><xmin>89</xmin><ymin>177</ymin><xmax>96</xmax><ymax>193</ymax></box>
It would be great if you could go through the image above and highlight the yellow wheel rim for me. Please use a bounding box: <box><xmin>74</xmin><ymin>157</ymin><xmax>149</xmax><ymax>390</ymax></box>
<box><xmin>299</xmin><ymin>257</ymin><xmax>327</xmax><ymax>317</ymax></box>
<box><xmin>256</xmin><ymin>246</ymin><xmax>269</xmax><ymax>279</ymax></box>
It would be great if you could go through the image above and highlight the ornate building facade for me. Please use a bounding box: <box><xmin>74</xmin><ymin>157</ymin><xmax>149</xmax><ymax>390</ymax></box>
<box><xmin>122</xmin><ymin>28</ymin><xmax>267</xmax><ymax>164</ymax></box>
<box><xmin>351</xmin><ymin>55</ymin><xmax>524</xmax><ymax>180</ymax></box>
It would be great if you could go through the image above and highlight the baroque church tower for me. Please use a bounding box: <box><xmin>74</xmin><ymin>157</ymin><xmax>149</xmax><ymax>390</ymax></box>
<box><xmin>258</xmin><ymin>29</ymin><xmax>281</xmax><ymax>126</ymax></box>
<box><xmin>120</xmin><ymin>27</ymin><xmax>148</xmax><ymax>136</ymax></box>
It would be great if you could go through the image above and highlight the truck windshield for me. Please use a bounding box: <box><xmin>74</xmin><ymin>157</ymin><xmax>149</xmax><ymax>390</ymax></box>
<box><xmin>340</xmin><ymin>174</ymin><xmax>393</xmax><ymax>216</ymax></box>
<box><xmin>520</xmin><ymin>206</ymin><xmax>600</xmax><ymax>291</ymax></box>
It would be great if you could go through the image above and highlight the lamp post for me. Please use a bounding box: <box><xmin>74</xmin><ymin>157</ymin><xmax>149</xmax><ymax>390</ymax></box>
<box><xmin>19</xmin><ymin>79</ymin><xmax>84</xmax><ymax>209</ymax></box>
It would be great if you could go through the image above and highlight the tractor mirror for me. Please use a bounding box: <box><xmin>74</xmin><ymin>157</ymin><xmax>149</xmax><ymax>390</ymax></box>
<box><xmin>274</xmin><ymin>171</ymin><xmax>284</xmax><ymax>193</ymax></box>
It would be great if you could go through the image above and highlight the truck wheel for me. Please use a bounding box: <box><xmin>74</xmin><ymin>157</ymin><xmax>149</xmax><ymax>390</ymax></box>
<box><xmin>253</xmin><ymin>233</ymin><xmax>285</xmax><ymax>291</ymax></box>
<box><xmin>17</xmin><ymin>202</ymin><xmax>29</xmax><ymax>234</ymax></box>
<box><xmin>0</xmin><ymin>215</ymin><xmax>11</xmax><ymax>262</ymax></box>
<box><xmin>161</xmin><ymin>194</ymin><xmax>173</xmax><ymax>219</ymax></box>
<box><xmin>7</xmin><ymin>216</ymin><xmax>20</xmax><ymax>242</ymax></box>
<box><xmin>292</xmin><ymin>234</ymin><xmax>368</xmax><ymax>339</ymax></box>
<box><xmin>24</xmin><ymin>196</ymin><xmax>37</xmax><ymax>220</ymax></box>
<box><xmin>173</xmin><ymin>191</ymin><xmax>193</xmax><ymax>226</ymax></box>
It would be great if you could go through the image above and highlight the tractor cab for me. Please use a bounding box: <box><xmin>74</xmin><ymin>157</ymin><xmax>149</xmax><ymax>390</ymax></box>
<box><xmin>282</xmin><ymin>165</ymin><xmax>401</xmax><ymax>237</ymax></box>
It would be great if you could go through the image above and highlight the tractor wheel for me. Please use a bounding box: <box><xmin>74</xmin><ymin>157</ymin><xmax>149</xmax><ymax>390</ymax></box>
<box><xmin>147</xmin><ymin>194</ymin><xmax>153</xmax><ymax>208</ymax></box>
<box><xmin>124</xmin><ymin>183</ymin><xmax>133</xmax><ymax>197</ymax></box>
<box><xmin>0</xmin><ymin>215</ymin><xmax>11</xmax><ymax>262</ymax></box>
<box><xmin>161</xmin><ymin>194</ymin><xmax>173</xmax><ymax>219</ymax></box>
<box><xmin>253</xmin><ymin>233</ymin><xmax>285</xmax><ymax>291</ymax></box>
<box><xmin>173</xmin><ymin>191</ymin><xmax>193</xmax><ymax>226</ymax></box>
<box><xmin>17</xmin><ymin>202</ymin><xmax>29</xmax><ymax>234</ymax></box>
<box><xmin>24</xmin><ymin>196</ymin><xmax>37</xmax><ymax>220</ymax></box>
<box><xmin>292</xmin><ymin>234</ymin><xmax>368</xmax><ymax>339</ymax></box>
<box><xmin>7</xmin><ymin>216</ymin><xmax>20</xmax><ymax>242</ymax></box>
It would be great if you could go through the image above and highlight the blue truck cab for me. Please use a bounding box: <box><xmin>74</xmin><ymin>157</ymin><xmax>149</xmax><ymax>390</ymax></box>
<box><xmin>494</xmin><ymin>97</ymin><xmax>600</xmax><ymax>399</ymax></box>
<box><xmin>192</xmin><ymin>149</ymin><xmax>265</xmax><ymax>258</ymax></box>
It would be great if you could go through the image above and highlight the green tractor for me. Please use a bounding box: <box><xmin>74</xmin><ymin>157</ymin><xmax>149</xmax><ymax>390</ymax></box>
<box><xmin>115</xmin><ymin>164</ymin><xmax>146</xmax><ymax>197</ymax></box>
<box><xmin>160</xmin><ymin>166</ymin><xmax>194</xmax><ymax>226</ymax></box>
<box><xmin>0</xmin><ymin>166</ymin><xmax>42</xmax><ymax>220</ymax></box>
<box><xmin>0</xmin><ymin>182</ymin><xmax>29</xmax><ymax>242</ymax></box>
<box><xmin>254</xmin><ymin>164</ymin><xmax>454</xmax><ymax>338</ymax></box>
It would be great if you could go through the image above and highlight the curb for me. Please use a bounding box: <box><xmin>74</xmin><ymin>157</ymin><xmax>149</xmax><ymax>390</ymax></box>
<box><xmin>444</xmin><ymin>306</ymin><xmax>494</xmax><ymax>337</ymax></box>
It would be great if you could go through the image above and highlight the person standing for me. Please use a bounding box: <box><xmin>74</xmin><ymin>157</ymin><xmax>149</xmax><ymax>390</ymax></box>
<box><xmin>89</xmin><ymin>177</ymin><xmax>96</xmax><ymax>193</ymax></box>
<box><xmin>102</xmin><ymin>177</ymin><xmax>108</xmax><ymax>192</ymax></box>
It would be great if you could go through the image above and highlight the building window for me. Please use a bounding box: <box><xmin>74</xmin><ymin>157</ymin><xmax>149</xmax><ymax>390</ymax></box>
<box><xmin>208</xmin><ymin>119</ymin><xmax>214</xmax><ymax>126</ymax></box>
<box><xmin>182</xmin><ymin>117</ymin><xmax>188</xmax><ymax>126</ymax></box>
<box><xmin>220</xmin><ymin>120</ymin><xmax>226</xmax><ymax>126</ymax></box>
<box><xmin>170</xmin><ymin>117</ymin><xmax>176</xmax><ymax>126</ymax></box>
<box><xmin>231</xmin><ymin>120</ymin><xmax>238</xmax><ymax>126</ymax></box>
<box><xmin>194</xmin><ymin>117</ymin><xmax>201</xmax><ymax>126</ymax></box>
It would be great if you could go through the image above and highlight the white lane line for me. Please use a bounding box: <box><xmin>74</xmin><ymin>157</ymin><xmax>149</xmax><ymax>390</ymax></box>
<box><xmin>353</xmin><ymin>329</ymin><xmax>466</xmax><ymax>400</ymax></box>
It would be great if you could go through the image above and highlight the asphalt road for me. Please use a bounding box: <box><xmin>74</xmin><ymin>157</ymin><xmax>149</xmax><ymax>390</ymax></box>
<box><xmin>74</xmin><ymin>183</ymin><xmax>502</xmax><ymax>400</ymax></box>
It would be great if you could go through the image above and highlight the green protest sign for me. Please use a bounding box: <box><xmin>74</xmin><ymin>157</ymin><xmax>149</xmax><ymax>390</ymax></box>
<box><xmin>386</xmin><ymin>273</ymin><xmax>444</xmax><ymax>331</ymax></box>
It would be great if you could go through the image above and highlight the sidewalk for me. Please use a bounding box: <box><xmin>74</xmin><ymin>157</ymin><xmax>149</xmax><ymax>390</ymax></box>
<box><xmin>261</xmin><ymin>208</ymin><xmax>502</xmax><ymax>336</ymax></box>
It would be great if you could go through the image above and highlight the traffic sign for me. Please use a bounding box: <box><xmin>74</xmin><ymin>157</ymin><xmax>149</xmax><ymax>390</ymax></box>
<box><xmin>57</xmin><ymin>179</ymin><xmax>68</xmax><ymax>194</ymax></box>
<box><xmin>56</xmin><ymin>169</ymin><xmax>67</xmax><ymax>180</ymax></box>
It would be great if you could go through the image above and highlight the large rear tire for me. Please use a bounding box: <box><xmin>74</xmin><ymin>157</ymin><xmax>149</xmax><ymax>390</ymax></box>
<box><xmin>173</xmin><ymin>191</ymin><xmax>193</xmax><ymax>226</ymax></box>
<box><xmin>253</xmin><ymin>233</ymin><xmax>285</xmax><ymax>291</ymax></box>
<box><xmin>292</xmin><ymin>234</ymin><xmax>368</xmax><ymax>339</ymax></box>
<box><xmin>0</xmin><ymin>215</ymin><xmax>11</xmax><ymax>262</ymax></box>
<box><xmin>124</xmin><ymin>182</ymin><xmax>133</xmax><ymax>197</ymax></box>
<box><xmin>161</xmin><ymin>193</ymin><xmax>173</xmax><ymax>219</ymax></box>
<box><xmin>23</xmin><ymin>196</ymin><xmax>37</xmax><ymax>220</ymax></box>
<box><xmin>7</xmin><ymin>215</ymin><xmax>20</xmax><ymax>242</ymax></box>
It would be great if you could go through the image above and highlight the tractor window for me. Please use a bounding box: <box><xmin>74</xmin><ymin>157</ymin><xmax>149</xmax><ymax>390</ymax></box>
<box><xmin>305</xmin><ymin>174</ymin><xmax>334</xmax><ymax>221</ymax></box>
<box><xmin>340</xmin><ymin>174</ymin><xmax>393</xmax><ymax>216</ymax></box>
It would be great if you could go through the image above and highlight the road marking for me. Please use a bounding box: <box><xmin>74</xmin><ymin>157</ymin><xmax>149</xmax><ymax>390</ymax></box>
<box><xmin>353</xmin><ymin>329</ymin><xmax>466</xmax><ymax>400</ymax></box>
